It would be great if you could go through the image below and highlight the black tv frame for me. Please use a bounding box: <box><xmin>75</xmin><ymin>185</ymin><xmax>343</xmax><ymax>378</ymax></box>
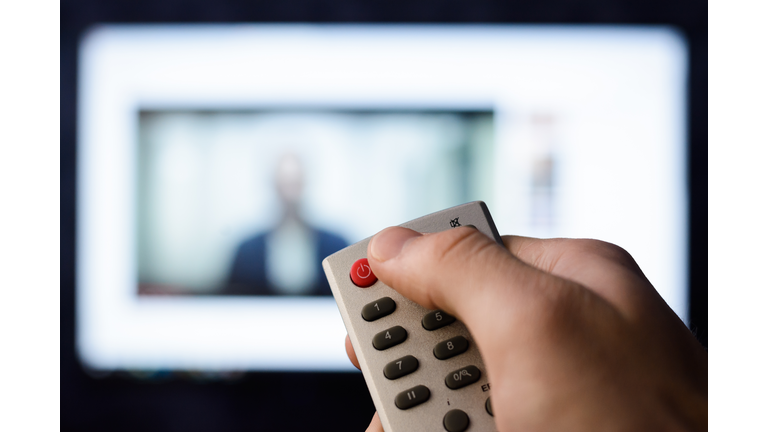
<box><xmin>61</xmin><ymin>2</ymin><xmax>707</xmax><ymax>430</ymax></box>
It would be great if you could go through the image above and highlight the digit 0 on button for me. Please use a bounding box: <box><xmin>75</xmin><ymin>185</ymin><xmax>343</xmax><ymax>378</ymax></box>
<box><xmin>445</xmin><ymin>365</ymin><xmax>482</xmax><ymax>390</ymax></box>
<box><xmin>350</xmin><ymin>258</ymin><xmax>377</xmax><ymax>287</ymax></box>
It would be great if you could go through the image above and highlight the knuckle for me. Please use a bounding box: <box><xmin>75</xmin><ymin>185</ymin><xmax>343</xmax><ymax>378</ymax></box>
<box><xmin>574</xmin><ymin>239</ymin><xmax>639</xmax><ymax>269</ymax></box>
<box><xmin>528</xmin><ymin>279</ymin><xmax>590</xmax><ymax>337</ymax></box>
<box><xmin>431</xmin><ymin>227</ymin><xmax>495</xmax><ymax>264</ymax></box>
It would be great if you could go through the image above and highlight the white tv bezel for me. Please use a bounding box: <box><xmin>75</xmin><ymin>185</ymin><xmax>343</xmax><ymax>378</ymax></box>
<box><xmin>78</xmin><ymin>25</ymin><xmax>687</xmax><ymax>371</ymax></box>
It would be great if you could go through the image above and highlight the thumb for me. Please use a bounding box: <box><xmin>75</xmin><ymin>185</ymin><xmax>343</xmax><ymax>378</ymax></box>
<box><xmin>366</xmin><ymin>226</ymin><xmax>559</xmax><ymax>334</ymax></box>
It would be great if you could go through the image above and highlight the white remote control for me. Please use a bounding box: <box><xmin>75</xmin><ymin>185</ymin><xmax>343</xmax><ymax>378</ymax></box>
<box><xmin>322</xmin><ymin>201</ymin><xmax>502</xmax><ymax>432</ymax></box>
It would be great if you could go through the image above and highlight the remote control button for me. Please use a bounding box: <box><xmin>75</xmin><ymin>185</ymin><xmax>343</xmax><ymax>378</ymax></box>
<box><xmin>445</xmin><ymin>365</ymin><xmax>482</xmax><ymax>390</ymax></box>
<box><xmin>485</xmin><ymin>397</ymin><xmax>493</xmax><ymax>416</ymax></box>
<box><xmin>422</xmin><ymin>310</ymin><xmax>456</xmax><ymax>331</ymax></box>
<box><xmin>433</xmin><ymin>336</ymin><xmax>469</xmax><ymax>360</ymax></box>
<box><xmin>383</xmin><ymin>355</ymin><xmax>419</xmax><ymax>380</ymax></box>
<box><xmin>443</xmin><ymin>409</ymin><xmax>470</xmax><ymax>432</ymax></box>
<box><xmin>350</xmin><ymin>258</ymin><xmax>377</xmax><ymax>287</ymax></box>
<box><xmin>361</xmin><ymin>297</ymin><xmax>396</xmax><ymax>322</ymax></box>
<box><xmin>373</xmin><ymin>326</ymin><xmax>407</xmax><ymax>350</ymax></box>
<box><xmin>395</xmin><ymin>385</ymin><xmax>430</xmax><ymax>410</ymax></box>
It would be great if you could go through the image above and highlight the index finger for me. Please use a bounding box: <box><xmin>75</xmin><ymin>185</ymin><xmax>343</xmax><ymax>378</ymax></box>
<box><xmin>345</xmin><ymin>334</ymin><xmax>361</xmax><ymax>370</ymax></box>
<box><xmin>502</xmin><ymin>235</ymin><xmax>659</xmax><ymax>320</ymax></box>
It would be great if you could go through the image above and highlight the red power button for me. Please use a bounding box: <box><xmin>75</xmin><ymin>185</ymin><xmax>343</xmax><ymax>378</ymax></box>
<box><xmin>350</xmin><ymin>258</ymin><xmax>377</xmax><ymax>287</ymax></box>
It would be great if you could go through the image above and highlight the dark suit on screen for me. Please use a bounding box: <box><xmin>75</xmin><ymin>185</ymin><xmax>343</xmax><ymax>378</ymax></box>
<box><xmin>225</xmin><ymin>227</ymin><xmax>348</xmax><ymax>296</ymax></box>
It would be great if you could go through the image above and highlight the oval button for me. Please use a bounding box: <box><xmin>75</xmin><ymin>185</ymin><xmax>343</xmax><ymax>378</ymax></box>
<box><xmin>395</xmin><ymin>385</ymin><xmax>430</xmax><ymax>410</ymax></box>
<box><xmin>445</xmin><ymin>365</ymin><xmax>481</xmax><ymax>390</ymax></box>
<box><xmin>443</xmin><ymin>409</ymin><xmax>470</xmax><ymax>432</ymax></box>
<box><xmin>362</xmin><ymin>297</ymin><xmax>396</xmax><ymax>322</ymax></box>
<box><xmin>422</xmin><ymin>310</ymin><xmax>456</xmax><ymax>331</ymax></box>
<box><xmin>372</xmin><ymin>326</ymin><xmax>407</xmax><ymax>351</ymax></box>
<box><xmin>433</xmin><ymin>336</ymin><xmax>469</xmax><ymax>360</ymax></box>
<box><xmin>384</xmin><ymin>355</ymin><xmax>419</xmax><ymax>380</ymax></box>
<box><xmin>350</xmin><ymin>258</ymin><xmax>377</xmax><ymax>287</ymax></box>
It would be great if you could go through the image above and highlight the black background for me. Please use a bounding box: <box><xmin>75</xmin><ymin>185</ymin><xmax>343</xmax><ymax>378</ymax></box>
<box><xmin>61</xmin><ymin>1</ymin><xmax>707</xmax><ymax>430</ymax></box>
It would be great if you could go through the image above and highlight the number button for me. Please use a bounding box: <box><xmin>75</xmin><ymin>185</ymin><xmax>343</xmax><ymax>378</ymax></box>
<box><xmin>433</xmin><ymin>336</ymin><xmax>469</xmax><ymax>360</ymax></box>
<box><xmin>443</xmin><ymin>409</ymin><xmax>470</xmax><ymax>432</ymax></box>
<box><xmin>361</xmin><ymin>297</ymin><xmax>396</xmax><ymax>322</ymax></box>
<box><xmin>422</xmin><ymin>310</ymin><xmax>456</xmax><ymax>330</ymax></box>
<box><xmin>372</xmin><ymin>326</ymin><xmax>407</xmax><ymax>350</ymax></box>
<box><xmin>485</xmin><ymin>397</ymin><xmax>493</xmax><ymax>416</ymax></box>
<box><xmin>383</xmin><ymin>355</ymin><xmax>419</xmax><ymax>380</ymax></box>
<box><xmin>395</xmin><ymin>385</ymin><xmax>430</xmax><ymax>410</ymax></box>
<box><xmin>445</xmin><ymin>365</ymin><xmax>481</xmax><ymax>390</ymax></box>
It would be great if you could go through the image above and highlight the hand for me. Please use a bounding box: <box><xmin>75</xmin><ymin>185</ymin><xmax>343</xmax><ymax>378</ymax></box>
<box><xmin>344</xmin><ymin>226</ymin><xmax>707</xmax><ymax>432</ymax></box>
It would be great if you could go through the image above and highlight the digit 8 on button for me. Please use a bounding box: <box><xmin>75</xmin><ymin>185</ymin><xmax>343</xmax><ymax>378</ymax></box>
<box><xmin>350</xmin><ymin>258</ymin><xmax>378</xmax><ymax>287</ymax></box>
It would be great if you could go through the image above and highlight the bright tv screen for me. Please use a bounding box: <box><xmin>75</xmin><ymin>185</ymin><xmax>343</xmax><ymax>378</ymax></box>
<box><xmin>78</xmin><ymin>25</ymin><xmax>687</xmax><ymax>371</ymax></box>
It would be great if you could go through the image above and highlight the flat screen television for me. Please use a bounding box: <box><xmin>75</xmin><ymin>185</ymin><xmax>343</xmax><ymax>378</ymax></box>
<box><xmin>78</xmin><ymin>25</ymin><xmax>688</xmax><ymax>371</ymax></box>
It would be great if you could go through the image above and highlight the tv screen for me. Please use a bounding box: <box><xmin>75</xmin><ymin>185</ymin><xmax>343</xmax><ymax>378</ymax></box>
<box><xmin>137</xmin><ymin>110</ymin><xmax>494</xmax><ymax>298</ymax></box>
<box><xmin>78</xmin><ymin>25</ymin><xmax>687</xmax><ymax>371</ymax></box>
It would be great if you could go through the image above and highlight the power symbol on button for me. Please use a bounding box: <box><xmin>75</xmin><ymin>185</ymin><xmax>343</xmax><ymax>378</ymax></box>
<box><xmin>350</xmin><ymin>258</ymin><xmax>377</xmax><ymax>287</ymax></box>
<box><xmin>357</xmin><ymin>265</ymin><xmax>371</xmax><ymax>279</ymax></box>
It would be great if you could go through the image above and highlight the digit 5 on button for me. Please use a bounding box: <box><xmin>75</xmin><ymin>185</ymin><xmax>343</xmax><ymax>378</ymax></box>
<box><xmin>350</xmin><ymin>258</ymin><xmax>377</xmax><ymax>287</ymax></box>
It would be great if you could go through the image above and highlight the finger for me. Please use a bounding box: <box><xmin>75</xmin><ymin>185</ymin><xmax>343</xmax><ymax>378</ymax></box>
<box><xmin>365</xmin><ymin>412</ymin><xmax>383</xmax><ymax>432</ymax></box>
<box><xmin>501</xmin><ymin>235</ymin><xmax>566</xmax><ymax>273</ymax></box>
<box><xmin>345</xmin><ymin>341</ymin><xmax>383</xmax><ymax>432</ymax></box>
<box><xmin>502</xmin><ymin>235</ymin><xmax>656</xmax><ymax>319</ymax></box>
<box><xmin>367</xmin><ymin>226</ymin><xmax>565</xmax><ymax>337</ymax></box>
<box><xmin>345</xmin><ymin>335</ymin><xmax>360</xmax><ymax>370</ymax></box>
<box><xmin>502</xmin><ymin>235</ymin><xmax>643</xmax><ymax>276</ymax></box>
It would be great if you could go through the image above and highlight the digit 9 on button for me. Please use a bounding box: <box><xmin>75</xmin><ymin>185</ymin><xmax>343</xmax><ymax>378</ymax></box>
<box><xmin>350</xmin><ymin>258</ymin><xmax>377</xmax><ymax>287</ymax></box>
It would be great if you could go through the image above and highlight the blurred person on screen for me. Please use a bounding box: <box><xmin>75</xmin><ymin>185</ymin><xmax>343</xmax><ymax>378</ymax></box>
<box><xmin>224</xmin><ymin>152</ymin><xmax>348</xmax><ymax>296</ymax></box>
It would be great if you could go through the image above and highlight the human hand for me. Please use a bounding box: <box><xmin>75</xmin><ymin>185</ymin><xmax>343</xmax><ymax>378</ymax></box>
<box><xmin>345</xmin><ymin>226</ymin><xmax>706</xmax><ymax>432</ymax></box>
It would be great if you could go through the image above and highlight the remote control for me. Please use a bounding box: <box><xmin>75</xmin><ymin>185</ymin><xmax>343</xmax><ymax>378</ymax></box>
<box><xmin>322</xmin><ymin>201</ymin><xmax>502</xmax><ymax>432</ymax></box>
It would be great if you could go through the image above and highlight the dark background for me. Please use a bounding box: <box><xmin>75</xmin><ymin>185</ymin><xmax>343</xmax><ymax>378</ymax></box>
<box><xmin>60</xmin><ymin>0</ymin><xmax>707</xmax><ymax>430</ymax></box>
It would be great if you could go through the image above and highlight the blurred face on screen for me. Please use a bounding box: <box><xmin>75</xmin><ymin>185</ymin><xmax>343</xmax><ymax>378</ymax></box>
<box><xmin>275</xmin><ymin>152</ymin><xmax>304</xmax><ymax>210</ymax></box>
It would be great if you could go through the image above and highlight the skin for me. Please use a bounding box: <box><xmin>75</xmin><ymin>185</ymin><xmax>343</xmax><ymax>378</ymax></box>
<box><xmin>344</xmin><ymin>226</ymin><xmax>707</xmax><ymax>432</ymax></box>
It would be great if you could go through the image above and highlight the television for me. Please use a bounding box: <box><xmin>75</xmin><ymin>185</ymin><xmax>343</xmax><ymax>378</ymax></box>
<box><xmin>78</xmin><ymin>25</ymin><xmax>687</xmax><ymax>371</ymax></box>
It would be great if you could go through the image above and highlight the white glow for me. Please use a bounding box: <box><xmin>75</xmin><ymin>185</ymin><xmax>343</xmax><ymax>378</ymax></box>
<box><xmin>78</xmin><ymin>25</ymin><xmax>687</xmax><ymax>371</ymax></box>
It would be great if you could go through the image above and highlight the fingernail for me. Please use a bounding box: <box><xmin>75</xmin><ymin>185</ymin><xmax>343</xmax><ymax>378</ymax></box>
<box><xmin>370</xmin><ymin>227</ymin><xmax>422</xmax><ymax>262</ymax></box>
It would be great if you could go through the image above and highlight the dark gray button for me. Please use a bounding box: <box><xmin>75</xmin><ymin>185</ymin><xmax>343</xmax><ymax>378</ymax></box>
<box><xmin>433</xmin><ymin>336</ymin><xmax>469</xmax><ymax>360</ymax></box>
<box><xmin>362</xmin><ymin>297</ymin><xmax>396</xmax><ymax>322</ymax></box>
<box><xmin>443</xmin><ymin>409</ymin><xmax>470</xmax><ymax>432</ymax></box>
<box><xmin>395</xmin><ymin>385</ymin><xmax>430</xmax><ymax>410</ymax></box>
<box><xmin>373</xmin><ymin>326</ymin><xmax>407</xmax><ymax>351</ymax></box>
<box><xmin>384</xmin><ymin>355</ymin><xmax>419</xmax><ymax>380</ymax></box>
<box><xmin>485</xmin><ymin>397</ymin><xmax>493</xmax><ymax>416</ymax></box>
<box><xmin>422</xmin><ymin>310</ymin><xmax>456</xmax><ymax>330</ymax></box>
<box><xmin>445</xmin><ymin>365</ymin><xmax>482</xmax><ymax>390</ymax></box>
